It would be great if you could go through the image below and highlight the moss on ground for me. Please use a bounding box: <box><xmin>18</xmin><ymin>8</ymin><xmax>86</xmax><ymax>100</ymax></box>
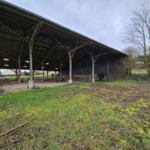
<box><xmin>0</xmin><ymin>82</ymin><xmax>150</xmax><ymax>149</ymax></box>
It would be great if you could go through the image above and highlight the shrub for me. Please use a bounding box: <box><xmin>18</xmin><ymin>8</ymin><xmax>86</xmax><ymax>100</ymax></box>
<box><xmin>34</xmin><ymin>72</ymin><xmax>41</xmax><ymax>75</ymax></box>
<box><xmin>24</xmin><ymin>71</ymin><xmax>30</xmax><ymax>76</ymax></box>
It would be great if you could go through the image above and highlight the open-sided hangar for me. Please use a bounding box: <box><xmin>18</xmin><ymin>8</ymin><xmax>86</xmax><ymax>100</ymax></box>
<box><xmin>0</xmin><ymin>1</ymin><xmax>127</xmax><ymax>88</ymax></box>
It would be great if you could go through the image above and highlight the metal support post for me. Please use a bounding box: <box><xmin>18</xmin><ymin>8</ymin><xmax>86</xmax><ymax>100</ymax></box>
<box><xmin>18</xmin><ymin>40</ymin><xmax>24</xmax><ymax>83</ymax></box>
<box><xmin>47</xmin><ymin>70</ymin><xmax>48</xmax><ymax>79</ymax></box>
<box><xmin>42</xmin><ymin>65</ymin><xmax>44</xmax><ymax>81</ymax></box>
<box><xmin>29</xmin><ymin>42</ymin><xmax>33</xmax><ymax>88</ymax></box>
<box><xmin>87</xmin><ymin>50</ymin><xmax>104</xmax><ymax>83</ymax></box>
<box><xmin>42</xmin><ymin>62</ymin><xmax>44</xmax><ymax>82</ymax></box>
<box><xmin>60</xmin><ymin>65</ymin><xmax>62</xmax><ymax>79</ymax></box>
<box><xmin>68</xmin><ymin>51</ymin><xmax>72</xmax><ymax>83</ymax></box>
<box><xmin>16</xmin><ymin>68</ymin><xmax>17</xmax><ymax>81</ymax></box>
<box><xmin>18</xmin><ymin>55</ymin><xmax>21</xmax><ymax>83</ymax></box>
<box><xmin>91</xmin><ymin>57</ymin><xmax>95</xmax><ymax>82</ymax></box>
<box><xmin>28</xmin><ymin>21</ymin><xmax>43</xmax><ymax>88</ymax></box>
<box><xmin>52</xmin><ymin>73</ymin><xmax>53</xmax><ymax>80</ymax></box>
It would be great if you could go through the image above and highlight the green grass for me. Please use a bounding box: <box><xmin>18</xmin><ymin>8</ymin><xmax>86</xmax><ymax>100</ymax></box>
<box><xmin>132</xmin><ymin>69</ymin><xmax>147</xmax><ymax>74</ymax></box>
<box><xmin>0</xmin><ymin>80</ymin><xmax>150</xmax><ymax>149</ymax></box>
<box><xmin>0</xmin><ymin>74</ymin><xmax>58</xmax><ymax>83</ymax></box>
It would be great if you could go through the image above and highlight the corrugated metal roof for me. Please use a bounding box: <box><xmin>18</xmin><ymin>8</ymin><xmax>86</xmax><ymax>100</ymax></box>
<box><xmin>0</xmin><ymin>0</ymin><xmax>127</xmax><ymax>70</ymax></box>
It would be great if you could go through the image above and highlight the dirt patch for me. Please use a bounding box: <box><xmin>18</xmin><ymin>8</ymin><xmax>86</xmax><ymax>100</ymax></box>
<box><xmin>58</xmin><ymin>84</ymin><xmax>150</xmax><ymax>107</ymax></box>
<box><xmin>0</xmin><ymin>81</ymin><xmax>69</xmax><ymax>94</ymax></box>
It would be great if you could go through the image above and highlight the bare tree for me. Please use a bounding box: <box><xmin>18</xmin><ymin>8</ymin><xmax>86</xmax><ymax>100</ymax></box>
<box><xmin>123</xmin><ymin>46</ymin><xmax>139</xmax><ymax>76</ymax></box>
<box><xmin>122</xmin><ymin>1</ymin><xmax>150</xmax><ymax>75</ymax></box>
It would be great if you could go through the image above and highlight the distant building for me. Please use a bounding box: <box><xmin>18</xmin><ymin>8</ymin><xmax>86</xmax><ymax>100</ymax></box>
<box><xmin>2</xmin><ymin>69</ymin><xmax>16</xmax><ymax>75</ymax></box>
<box><xmin>2</xmin><ymin>69</ymin><xmax>24</xmax><ymax>75</ymax></box>
<box><xmin>48</xmin><ymin>71</ymin><xmax>58</xmax><ymax>74</ymax></box>
<box><xmin>35</xmin><ymin>70</ymin><xmax>58</xmax><ymax>74</ymax></box>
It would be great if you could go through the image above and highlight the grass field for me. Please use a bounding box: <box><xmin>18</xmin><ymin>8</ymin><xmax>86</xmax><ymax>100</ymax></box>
<box><xmin>0</xmin><ymin>74</ymin><xmax>58</xmax><ymax>83</ymax></box>
<box><xmin>0</xmin><ymin>76</ymin><xmax>150</xmax><ymax>149</ymax></box>
<box><xmin>132</xmin><ymin>69</ymin><xmax>147</xmax><ymax>74</ymax></box>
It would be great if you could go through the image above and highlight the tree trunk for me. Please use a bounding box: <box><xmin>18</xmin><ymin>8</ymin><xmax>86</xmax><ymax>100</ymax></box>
<box><xmin>143</xmin><ymin>38</ymin><xmax>149</xmax><ymax>75</ymax></box>
<box><xmin>144</xmin><ymin>50</ymin><xmax>149</xmax><ymax>75</ymax></box>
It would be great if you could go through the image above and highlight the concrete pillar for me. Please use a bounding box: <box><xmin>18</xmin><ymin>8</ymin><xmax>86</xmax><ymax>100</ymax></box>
<box><xmin>42</xmin><ymin>62</ymin><xmax>44</xmax><ymax>82</ymax></box>
<box><xmin>29</xmin><ymin>42</ymin><xmax>33</xmax><ymax>88</ymax></box>
<box><xmin>68</xmin><ymin>51</ymin><xmax>72</xmax><ymax>83</ymax></box>
<box><xmin>107</xmin><ymin>61</ymin><xmax>109</xmax><ymax>74</ymax></box>
<box><xmin>91</xmin><ymin>57</ymin><xmax>95</xmax><ymax>82</ymax></box>
<box><xmin>18</xmin><ymin>55</ymin><xmax>21</xmax><ymax>83</ymax></box>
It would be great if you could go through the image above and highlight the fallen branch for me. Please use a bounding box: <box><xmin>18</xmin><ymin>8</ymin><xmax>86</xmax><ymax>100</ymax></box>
<box><xmin>0</xmin><ymin>121</ymin><xmax>32</xmax><ymax>137</ymax></box>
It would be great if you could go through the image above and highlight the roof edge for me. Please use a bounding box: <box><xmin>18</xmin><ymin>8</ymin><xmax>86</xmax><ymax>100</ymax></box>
<box><xmin>0</xmin><ymin>0</ymin><xmax>127</xmax><ymax>56</ymax></box>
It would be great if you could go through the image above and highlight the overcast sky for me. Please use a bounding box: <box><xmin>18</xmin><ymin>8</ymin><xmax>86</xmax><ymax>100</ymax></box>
<box><xmin>1</xmin><ymin>0</ymin><xmax>149</xmax><ymax>72</ymax></box>
<box><xmin>6</xmin><ymin>0</ymin><xmax>148</xmax><ymax>51</ymax></box>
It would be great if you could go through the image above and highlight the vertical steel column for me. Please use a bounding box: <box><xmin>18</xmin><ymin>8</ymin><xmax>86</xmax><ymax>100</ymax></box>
<box><xmin>68</xmin><ymin>51</ymin><xmax>72</xmax><ymax>83</ymax></box>
<box><xmin>60</xmin><ymin>65</ymin><xmax>62</xmax><ymax>79</ymax></box>
<box><xmin>18</xmin><ymin>55</ymin><xmax>21</xmax><ymax>83</ymax></box>
<box><xmin>47</xmin><ymin>70</ymin><xmax>48</xmax><ymax>79</ymax></box>
<box><xmin>28</xmin><ymin>21</ymin><xmax>43</xmax><ymax>88</ymax></box>
<box><xmin>42</xmin><ymin>62</ymin><xmax>44</xmax><ymax>82</ymax></box>
<box><xmin>29</xmin><ymin>42</ymin><xmax>33</xmax><ymax>88</ymax></box>
<box><xmin>91</xmin><ymin>57</ymin><xmax>95</xmax><ymax>82</ymax></box>
<box><xmin>16</xmin><ymin>68</ymin><xmax>17</xmax><ymax>81</ymax></box>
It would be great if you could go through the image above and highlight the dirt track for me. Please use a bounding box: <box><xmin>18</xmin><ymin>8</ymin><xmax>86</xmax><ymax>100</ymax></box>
<box><xmin>0</xmin><ymin>81</ymin><xmax>68</xmax><ymax>94</ymax></box>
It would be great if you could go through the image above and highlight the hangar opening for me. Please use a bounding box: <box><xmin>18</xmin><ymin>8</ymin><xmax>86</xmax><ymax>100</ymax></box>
<box><xmin>0</xmin><ymin>1</ymin><xmax>127</xmax><ymax>89</ymax></box>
